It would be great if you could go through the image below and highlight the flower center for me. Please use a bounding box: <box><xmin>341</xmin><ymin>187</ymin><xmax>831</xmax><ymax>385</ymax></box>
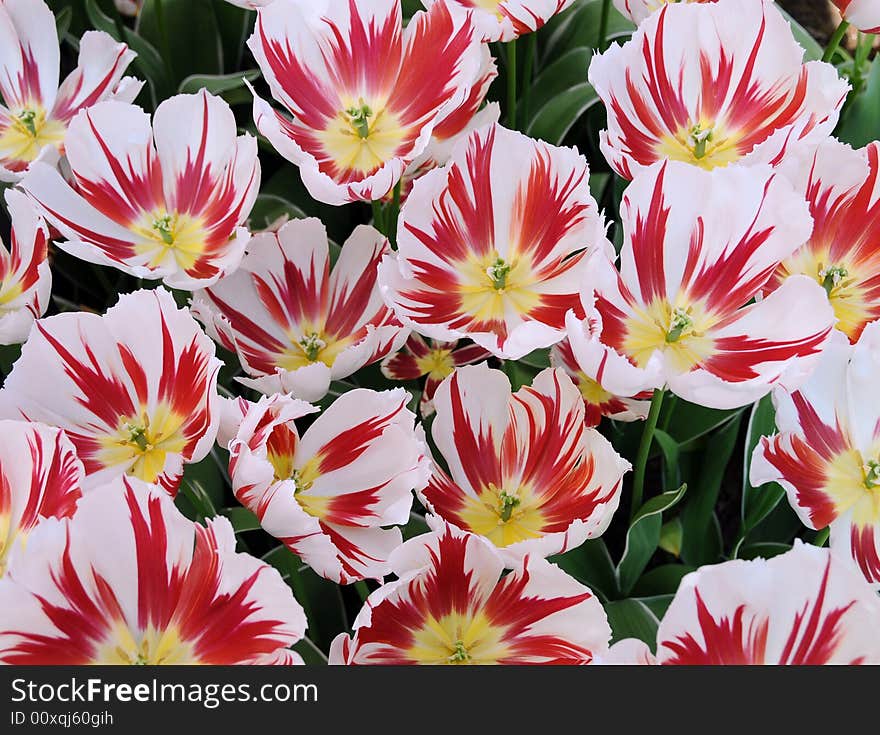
<box><xmin>863</xmin><ymin>459</ymin><xmax>880</xmax><ymax>489</ymax></box>
<box><xmin>345</xmin><ymin>99</ymin><xmax>374</xmax><ymax>139</ymax></box>
<box><xmin>665</xmin><ymin>307</ymin><xmax>695</xmax><ymax>343</ymax></box>
<box><xmin>447</xmin><ymin>640</ymin><xmax>471</xmax><ymax>664</ymax></box>
<box><xmin>151</xmin><ymin>214</ymin><xmax>176</xmax><ymax>246</ymax></box>
<box><xmin>686</xmin><ymin>123</ymin><xmax>714</xmax><ymax>160</ymax></box>
<box><xmin>497</xmin><ymin>489</ymin><xmax>521</xmax><ymax>523</ymax></box>
<box><xmin>486</xmin><ymin>257</ymin><xmax>512</xmax><ymax>291</ymax></box>
<box><xmin>818</xmin><ymin>264</ymin><xmax>850</xmax><ymax>296</ymax></box>
<box><xmin>291</xmin><ymin>468</ymin><xmax>314</xmax><ymax>494</ymax></box>
<box><xmin>16</xmin><ymin>109</ymin><xmax>39</xmax><ymax>137</ymax></box>
<box><xmin>299</xmin><ymin>332</ymin><xmax>327</xmax><ymax>363</ymax></box>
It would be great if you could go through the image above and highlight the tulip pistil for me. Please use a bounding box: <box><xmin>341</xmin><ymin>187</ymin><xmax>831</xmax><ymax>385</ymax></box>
<box><xmin>487</xmin><ymin>257</ymin><xmax>512</xmax><ymax>291</ymax></box>
<box><xmin>863</xmin><ymin>460</ymin><xmax>880</xmax><ymax>489</ymax></box>
<box><xmin>345</xmin><ymin>99</ymin><xmax>374</xmax><ymax>139</ymax></box>
<box><xmin>819</xmin><ymin>265</ymin><xmax>849</xmax><ymax>296</ymax></box>
<box><xmin>299</xmin><ymin>332</ymin><xmax>327</xmax><ymax>363</ymax></box>
<box><xmin>666</xmin><ymin>307</ymin><xmax>695</xmax><ymax>343</ymax></box>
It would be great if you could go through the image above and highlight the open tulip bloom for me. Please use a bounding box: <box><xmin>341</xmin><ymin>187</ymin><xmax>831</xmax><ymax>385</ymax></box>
<box><xmin>601</xmin><ymin>543</ymin><xmax>880</xmax><ymax>664</ymax></box>
<box><xmin>380</xmin><ymin>333</ymin><xmax>492</xmax><ymax>416</ymax></box>
<box><xmin>247</xmin><ymin>0</ymin><xmax>485</xmax><ymax>205</ymax></box>
<box><xmin>423</xmin><ymin>0</ymin><xmax>576</xmax><ymax>42</ymax></box>
<box><xmin>192</xmin><ymin>218</ymin><xmax>408</xmax><ymax>403</ymax></box>
<box><xmin>550</xmin><ymin>337</ymin><xmax>651</xmax><ymax>426</ymax></box>
<box><xmin>329</xmin><ymin>523</ymin><xmax>611</xmax><ymax>664</ymax></box>
<box><xmin>565</xmin><ymin>160</ymin><xmax>835</xmax><ymax>410</ymax></box>
<box><xmin>0</xmin><ymin>0</ymin><xmax>141</xmax><ymax>182</ymax></box>
<box><xmin>380</xmin><ymin>122</ymin><xmax>606</xmax><ymax>360</ymax></box>
<box><xmin>0</xmin><ymin>189</ymin><xmax>50</xmax><ymax>345</ymax></box>
<box><xmin>832</xmin><ymin>0</ymin><xmax>880</xmax><ymax>33</ymax></box>
<box><xmin>0</xmin><ymin>289</ymin><xmax>221</xmax><ymax>495</ymax></box>
<box><xmin>590</xmin><ymin>0</ymin><xmax>849</xmax><ymax>180</ymax></box>
<box><xmin>768</xmin><ymin>139</ymin><xmax>880</xmax><ymax>343</ymax></box>
<box><xmin>20</xmin><ymin>90</ymin><xmax>260</xmax><ymax>290</ymax></box>
<box><xmin>228</xmin><ymin>389</ymin><xmax>429</xmax><ymax>584</ymax></box>
<box><xmin>0</xmin><ymin>478</ymin><xmax>307</xmax><ymax>665</ymax></box>
<box><xmin>613</xmin><ymin>0</ymin><xmax>717</xmax><ymax>24</ymax></box>
<box><xmin>751</xmin><ymin>323</ymin><xmax>880</xmax><ymax>586</ymax></box>
<box><xmin>0</xmin><ymin>420</ymin><xmax>83</xmax><ymax>578</ymax></box>
<box><xmin>421</xmin><ymin>364</ymin><xmax>629</xmax><ymax>561</ymax></box>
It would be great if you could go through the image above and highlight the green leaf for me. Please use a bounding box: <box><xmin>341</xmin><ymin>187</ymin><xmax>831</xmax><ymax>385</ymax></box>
<box><xmin>526</xmin><ymin>81</ymin><xmax>599</xmax><ymax>145</ymax></box>
<box><xmin>551</xmin><ymin>538</ymin><xmax>618</xmax><ymax>601</ymax></box>
<box><xmin>222</xmin><ymin>506</ymin><xmax>262</xmax><ymax>533</ymax></box>
<box><xmin>631</xmin><ymin>563</ymin><xmax>695</xmax><ymax>597</ymax></box>
<box><xmin>617</xmin><ymin>483</ymin><xmax>688</xmax><ymax>595</ymax></box>
<box><xmin>518</xmin><ymin>348</ymin><xmax>551</xmax><ymax>370</ymax></box>
<box><xmin>737</xmin><ymin>396</ymin><xmax>786</xmax><ymax>555</ymax></box>
<box><xmin>55</xmin><ymin>5</ymin><xmax>73</xmax><ymax>41</ymax></box>
<box><xmin>658</xmin><ymin>518</ymin><xmax>682</xmax><ymax>557</ymax></box>
<box><xmin>837</xmin><ymin>56</ymin><xmax>880</xmax><ymax>149</ymax></box>
<box><xmin>178</xmin><ymin>69</ymin><xmax>261</xmax><ymax>95</ymax></box>
<box><xmin>84</xmin><ymin>0</ymin><xmax>119</xmax><ymax>36</ymax></box>
<box><xmin>248</xmin><ymin>194</ymin><xmax>308</xmax><ymax>231</ymax></box>
<box><xmin>0</xmin><ymin>343</ymin><xmax>22</xmax><ymax>378</ymax></box>
<box><xmin>661</xmin><ymin>399</ymin><xmax>745</xmax><ymax>451</ymax></box>
<box><xmin>543</xmin><ymin>0</ymin><xmax>634</xmax><ymax>62</ymax></box>
<box><xmin>680</xmin><ymin>413</ymin><xmax>741</xmax><ymax>566</ymax></box>
<box><xmin>527</xmin><ymin>47</ymin><xmax>593</xmax><ymax>117</ymax></box>
<box><xmin>652</xmin><ymin>428</ymin><xmax>681</xmax><ymax>491</ymax></box>
<box><xmin>636</xmin><ymin>594</ymin><xmax>674</xmax><ymax>622</ymax></box>
<box><xmin>605</xmin><ymin>598</ymin><xmax>659</xmax><ymax>647</ymax></box>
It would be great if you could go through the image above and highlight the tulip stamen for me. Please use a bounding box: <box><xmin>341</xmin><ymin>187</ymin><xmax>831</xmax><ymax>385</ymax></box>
<box><xmin>498</xmin><ymin>490</ymin><xmax>521</xmax><ymax>523</ymax></box>
<box><xmin>666</xmin><ymin>307</ymin><xmax>695</xmax><ymax>343</ymax></box>
<box><xmin>819</xmin><ymin>264</ymin><xmax>849</xmax><ymax>296</ymax></box>
<box><xmin>863</xmin><ymin>460</ymin><xmax>880</xmax><ymax>489</ymax></box>
<box><xmin>487</xmin><ymin>257</ymin><xmax>512</xmax><ymax>291</ymax></box>
<box><xmin>687</xmin><ymin>124</ymin><xmax>714</xmax><ymax>160</ymax></box>
<box><xmin>345</xmin><ymin>99</ymin><xmax>374</xmax><ymax>139</ymax></box>
<box><xmin>299</xmin><ymin>332</ymin><xmax>327</xmax><ymax>363</ymax></box>
<box><xmin>151</xmin><ymin>214</ymin><xmax>176</xmax><ymax>246</ymax></box>
<box><xmin>16</xmin><ymin>109</ymin><xmax>38</xmax><ymax>137</ymax></box>
<box><xmin>447</xmin><ymin>640</ymin><xmax>470</xmax><ymax>664</ymax></box>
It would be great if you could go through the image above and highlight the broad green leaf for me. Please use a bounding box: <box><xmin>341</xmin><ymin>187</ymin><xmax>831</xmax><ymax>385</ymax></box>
<box><xmin>543</xmin><ymin>0</ymin><xmax>635</xmax><ymax>62</ymax></box>
<box><xmin>606</xmin><ymin>598</ymin><xmax>659</xmax><ymax>647</ymax></box>
<box><xmin>680</xmin><ymin>413</ymin><xmax>741</xmax><ymax>566</ymax></box>
<box><xmin>0</xmin><ymin>344</ymin><xmax>22</xmax><ymax>378</ymax></box>
<box><xmin>84</xmin><ymin>0</ymin><xmax>118</xmax><ymax>36</ymax></box>
<box><xmin>248</xmin><ymin>194</ymin><xmax>307</xmax><ymax>231</ymax></box>
<box><xmin>526</xmin><ymin>81</ymin><xmax>599</xmax><ymax>145</ymax></box>
<box><xmin>528</xmin><ymin>47</ymin><xmax>593</xmax><ymax>117</ymax></box>
<box><xmin>55</xmin><ymin>5</ymin><xmax>73</xmax><ymax>41</ymax></box>
<box><xmin>631</xmin><ymin>563</ymin><xmax>695</xmax><ymax>597</ymax></box>
<box><xmin>637</xmin><ymin>594</ymin><xmax>674</xmax><ymax>622</ymax></box>
<box><xmin>661</xmin><ymin>399</ymin><xmax>745</xmax><ymax>451</ymax></box>
<box><xmin>738</xmin><ymin>542</ymin><xmax>792</xmax><ymax>561</ymax></box>
<box><xmin>178</xmin><ymin>69</ymin><xmax>260</xmax><ymax>95</ymax></box>
<box><xmin>837</xmin><ymin>56</ymin><xmax>880</xmax><ymax>148</ymax></box>
<box><xmin>551</xmin><ymin>538</ymin><xmax>618</xmax><ymax>601</ymax></box>
<box><xmin>652</xmin><ymin>428</ymin><xmax>681</xmax><ymax>491</ymax></box>
<box><xmin>617</xmin><ymin>483</ymin><xmax>688</xmax><ymax>595</ymax></box>
<box><xmin>518</xmin><ymin>348</ymin><xmax>551</xmax><ymax>370</ymax></box>
<box><xmin>222</xmin><ymin>506</ymin><xmax>262</xmax><ymax>534</ymax></box>
<box><xmin>658</xmin><ymin>518</ymin><xmax>682</xmax><ymax>557</ymax></box>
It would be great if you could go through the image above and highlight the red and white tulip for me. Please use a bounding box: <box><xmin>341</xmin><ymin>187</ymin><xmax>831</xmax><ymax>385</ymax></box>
<box><xmin>590</xmin><ymin>0</ymin><xmax>849</xmax><ymax>179</ymax></box>
<box><xmin>381</xmin><ymin>334</ymin><xmax>492</xmax><ymax>416</ymax></box>
<box><xmin>566</xmin><ymin>160</ymin><xmax>835</xmax><ymax>409</ymax></box>
<box><xmin>550</xmin><ymin>338</ymin><xmax>651</xmax><ymax>426</ymax></box>
<box><xmin>0</xmin><ymin>190</ymin><xmax>50</xmax><ymax>345</ymax></box>
<box><xmin>832</xmin><ymin>1</ymin><xmax>880</xmax><ymax>34</ymax></box>
<box><xmin>0</xmin><ymin>0</ymin><xmax>141</xmax><ymax>181</ymax></box>
<box><xmin>422</xmin><ymin>364</ymin><xmax>629</xmax><ymax>560</ymax></box>
<box><xmin>329</xmin><ymin>523</ymin><xmax>611</xmax><ymax>664</ymax></box>
<box><xmin>602</xmin><ymin>543</ymin><xmax>880</xmax><ymax>664</ymax></box>
<box><xmin>228</xmin><ymin>389</ymin><xmax>429</xmax><ymax>584</ymax></box>
<box><xmin>0</xmin><ymin>289</ymin><xmax>221</xmax><ymax>495</ymax></box>
<box><xmin>768</xmin><ymin>139</ymin><xmax>880</xmax><ymax>343</ymax></box>
<box><xmin>192</xmin><ymin>218</ymin><xmax>408</xmax><ymax>403</ymax></box>
<box><xmin>20</xmin><ymin>91</ymin><xmax>260</xmax><ymax>290</ymax></box>
<box><xmin>247</xmin><ymin>0</ymin><xmax>485</xmax><ymax>204</ymax></box>
<box><xmin>613</xmin><ymin>0</ymin><xmax>717</xmax><ymax>25</ymax></box>
<box><xmin>380</xmin><ymin>122</ymin><xmax>605</xmax><ymax>360</ymax></box>
<box><xmin>0</xmin><ymin>478</ymin><xmax>307</xmax><ymax>664</ymax></box>
<box><xmin>751</xmin><ymin>323</ymin><xmax>880</xmax><ymax>586</ymax></box>
<box><xmin>423</xmin><ymin>0</ymin><xmax>575</xmax><ymax>42</ymax></box>
<box><xmin>0</xmin><ymin>420</ymin><xmax>82</xmax><ymax>578</ymax></box>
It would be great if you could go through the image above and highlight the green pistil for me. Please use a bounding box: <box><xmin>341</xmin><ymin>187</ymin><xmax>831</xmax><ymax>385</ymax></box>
<box><xmin>345</xmin><ymin>99</ymin><xmax>373</xmax><ymax>139</ymax></box>
<box><xmin>486</xmin><ymin>257</ymin><xmax>511</xmax><ymax>290</ymax></box>
<box><xmin>127</xmin><ymin>424</ymin><xmax>149</xmax><ymax>452</ymax></box>
<box><xmin>291</xmin><ymin>469</ymin><xmax>313</xmax><ymax>494</ymax></box>
<box><xmin>864</xmin><ymin>460</ymin><xmax>880</xmax><ymax>489</ymax></box>
<box><xmin>299</xmin><ymin>332</ymin><xmax>326</xmax><ymax>363</ymax></box>
<box><xmin>447</xmin><ymin>641</ymin><xmax>470</xmax><ymax>664</ymax></box>
<box><xmin>498</xmin><ymin>490</ymin><xmax>521</xmax><ymax>523</ymax></box>
<box><xmin>17</xmin><ymin>109</ymin><xmax>37</xmax><ymax>137</ymax></box>
<box><xmin>687</xmin><ymin>124</ymin><xmax>713</xmax><ymax>159</ymax></box>
<box><xmin>151</xmin><ymin>214</ymin><xmax>175</xmax><ymax>246</ymax></box>
<box><xmin>819</xmin><ymin>265</ymin><xmax>848</xmax><ymax>296</ymax></box>
<box><xmin>666</xmin><ymin>307</ymin><xmax>694</xmax><ymax>343</ymax></box>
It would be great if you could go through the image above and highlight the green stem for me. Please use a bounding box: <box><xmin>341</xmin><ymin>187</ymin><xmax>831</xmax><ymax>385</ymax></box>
<box><xmin>822</xmin><ymin>20</ymin><xmax>850</xmax><ymax>63</ymax></box>
<box><xmin>387</xmin><ymin>180</ymin><xmax>402</xmax><ymax>247</ymax></box>
<box><xmin>814</xmin><ymin>527</ymin><xmax>830</xmax><ymax>547</ymax></box>
<box><xmin>371</xmin><ymin>200</ymin><xmax>385</xmax><ymax>234</ymax></box>
<box><xmin>521</xmin><ymin>33</ymin><xmax>537</xmax><ymax>129</ymax></box>
<box><xmin>596</xmin><ymin>0</ymin><xmax>612</xmax><ymax>51</ymax></box>
<box><xmin>506</xmin><ymin>39</ymin><xmax>517</xmax><ymax>129</ymax></box>
<box><xmin>630</xmin><ymin>389</ymin><xmax>665</xmax><ymax>521</ymax></box>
